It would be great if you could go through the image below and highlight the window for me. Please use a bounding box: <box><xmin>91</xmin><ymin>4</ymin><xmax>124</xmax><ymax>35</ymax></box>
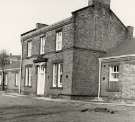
<box><xmin>56</xmin><ymin>31</ymin><xmax>62</xmax><ymax>51</ymax></box>
<box><xmin>108</xmin><ymin>65</ymin><xmax>120</xmax><ymax>91</ymax></box>
<box><xmin>27</xmin><ymin>41</ymin><xmax>32</xmax><ymax>57</ymax></box>
<box><xmin>109</xmin><ymin>65</ymin><xmax>119</xmax><ymax>82</ymax></box>
<box><xmin>15</xmin><ymin>72</ymin><xmax>19</xmax><ymax>86</ymax></box>
<box><xmin>40</xmin><ymin>36</ymin><xmax>46</xmax><ymax>54</ymax></box>
<box><xmin>53</xmin><ymin>63</ymin><xmax>63</xmax><ymax>88</ymax></box>
<box><xmin>0</xmin><ymin>75</ymin><xmax>2</xmax><ymax>85</ymax></box>
<box><xmin>25</xmin><ymin>66</ymin><xmax>32</xmax><ymax>87</ymax></box>
<box><xmin>5</xmin><ymin>74</ymin><xmax>8</xmax><ymax>86</ymax></box>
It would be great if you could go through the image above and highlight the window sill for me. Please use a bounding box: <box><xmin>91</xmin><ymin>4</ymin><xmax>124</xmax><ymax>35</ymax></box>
<box><xmin>56</xmin><ymin>49</ymin><xmax>63</xmax><ymax>53</ymax></box>
<box><xmin>50</xmin><ymin>87</ymin><xmax>63</xmax><ymax>90</ymax></box>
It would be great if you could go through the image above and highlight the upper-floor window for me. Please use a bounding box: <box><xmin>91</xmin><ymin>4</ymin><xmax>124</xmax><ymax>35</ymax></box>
<box><xmin>56</xmin><ymin>31</ymin><xmax>62</xmax><ymax>51</ymax></box>
<box><xmin>40</xmin><ymin>36</ymin><xmax>46</xmax><ymax>55</ymax></box>
<box><xmin>27</xmin><ymin>41</ymin><xmax>32</xmax><ymax>57</ymax></box>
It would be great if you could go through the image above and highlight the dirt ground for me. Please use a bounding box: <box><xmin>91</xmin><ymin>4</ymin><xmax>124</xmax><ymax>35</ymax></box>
<box><xmin>0</xmin><ymin>94</ymin><xmax>135</xmax><ymax>122</ymax></box>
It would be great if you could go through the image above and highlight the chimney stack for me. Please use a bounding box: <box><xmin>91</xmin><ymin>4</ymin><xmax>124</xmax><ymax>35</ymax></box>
<box><xmin>88</xmin><ymin>0</ymin><xmax>111</xmax><ymax>8</ymax></box>
<box><xmin>36</xmin><ymin>23</ymin><xmax>48</xmax><ymax>29</ymax></box>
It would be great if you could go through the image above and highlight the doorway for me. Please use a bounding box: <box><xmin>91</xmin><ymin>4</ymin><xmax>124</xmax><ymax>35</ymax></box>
<box><xmin>37</xmin><ymin>64</ymin><xmax>46</xmax><ymax>95</ymax></box>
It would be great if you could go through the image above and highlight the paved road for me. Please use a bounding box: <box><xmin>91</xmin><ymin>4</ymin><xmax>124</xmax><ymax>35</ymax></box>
<box><xmin>0</xmin><ymin>93</ymin><xmax>135</xmax><ymax>122</ymax></box>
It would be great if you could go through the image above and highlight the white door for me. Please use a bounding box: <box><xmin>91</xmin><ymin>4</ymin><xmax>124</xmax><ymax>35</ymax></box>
<box><xmin>37</xmin><ymin>65</ymin><xmax>46</xmax><ymax>95</ymax></box>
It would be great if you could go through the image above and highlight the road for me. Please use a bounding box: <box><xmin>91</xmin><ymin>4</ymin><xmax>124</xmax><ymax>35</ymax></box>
<box><xmin>0</xmin><ymin>93</ymin><xmax>135</xmax><ymax>122</ymax></box>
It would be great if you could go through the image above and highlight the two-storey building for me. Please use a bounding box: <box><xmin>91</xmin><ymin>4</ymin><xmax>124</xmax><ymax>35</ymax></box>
<box><xmin>21</xmin><ymin>0</ymin><xmax>135</xmax><ymax>100</ymax></box>
<box><xmin>0</xmin><ymin>54</ymin><xmax>21</xmax><ymax>93</ymax></box>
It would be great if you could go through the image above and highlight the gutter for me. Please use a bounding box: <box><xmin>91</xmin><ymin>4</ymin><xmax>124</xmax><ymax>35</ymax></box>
<box><xmin>99</xmin><ymin>54</ymin><xmax>135</xmax><ymax>61</ymax></box>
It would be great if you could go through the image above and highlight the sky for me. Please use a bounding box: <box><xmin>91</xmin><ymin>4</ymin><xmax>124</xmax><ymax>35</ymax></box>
<box><xmin>0</xmin><ymin>0</ymin><xmax>135</xmax><ymax>55</ymax></box>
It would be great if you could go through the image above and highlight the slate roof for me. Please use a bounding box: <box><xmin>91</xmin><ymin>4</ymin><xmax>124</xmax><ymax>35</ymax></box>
<box><xmin>104</xmin><ymin>38</ymin><xmax>135</xmax><ymax>57</ymax></box>
<box><xmin>0</xmin><ymin>61</ymin><xmax>20</xmax><ymax>71</ymax></box>
<box><xmin>5</xmin><ymin>61</ymin><xmax>20</xmax><ymax>70</ymax></box>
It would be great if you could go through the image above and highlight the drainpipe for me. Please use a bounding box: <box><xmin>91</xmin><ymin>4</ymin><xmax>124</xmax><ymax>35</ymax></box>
<box><xmin>97</xmin><ymin>58</ymin><xmax>103</xmax><ymax>101</ymax></box>
<box><xmin>19</xmin><ymin>40</ymin><xmax>23</xmax><ymax>94</ymax></box>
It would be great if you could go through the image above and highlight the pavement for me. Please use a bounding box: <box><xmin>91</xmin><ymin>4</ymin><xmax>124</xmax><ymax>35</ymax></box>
<box><xmin>2</xmin><ymin>92</ymin><xmax>135</xmax><ymax>107</ymax></box>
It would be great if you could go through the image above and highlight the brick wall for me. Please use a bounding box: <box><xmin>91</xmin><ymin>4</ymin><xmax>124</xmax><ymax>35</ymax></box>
<box><xmin>73</xmin><ymin>5</ymin><xmax>128</xmax><ymax>52</ymax></box>
<box><xmin>71</xmin><ymin>4</ymin><xmax>128</xmax><ymax>97</ymax></box>
<box><xmin>101</xmin><ymin>60</ymin><xmax>135</xmax><ymax>99</ymax></box>
<box><xmin>72</xmin><ymin>49</ymin><xmax>104</xmax><ymax>96</ymax></box>
<box><xmin>121</xmin><ymin>62</ymin><xmax>135</xmax><ymax>99</ymax></box>
<box><xmin>100</xmin><ymin>62</ymin><xmax>121</xmax><ymax>98</ymax></box>
<box><xmin>21</xmin><ymin>22</ymin><xmax>74</xmax><ymax>96</ymax></box>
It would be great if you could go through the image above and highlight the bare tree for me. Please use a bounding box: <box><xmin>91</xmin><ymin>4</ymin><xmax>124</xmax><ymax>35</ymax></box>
<box><xmin>0</xmin><ymin>50</ymin><xmax>10</xmax><ymax>91</ymax></box>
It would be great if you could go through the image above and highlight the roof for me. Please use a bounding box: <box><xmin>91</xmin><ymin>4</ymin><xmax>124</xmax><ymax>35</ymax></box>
<box><xmin>21</xmin><ymin>17</ymin><xmax>72</xmax><ymax>39</ymax></box>
<box><xmin>105</xmin><ymin>38</ymin><xmax>135</xmax><ymax>57</ymax></box>
<box><xmin>0</xmin><ymin>61</ymin><xmax>20</xmax><ymax>71</ymax></box>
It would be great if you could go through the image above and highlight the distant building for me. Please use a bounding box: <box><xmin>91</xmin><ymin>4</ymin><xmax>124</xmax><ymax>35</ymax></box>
<box><xmin>0</xmin><ymin>54</ymin><xmax>21</xmax><ymax>93</ymax></box>
<box><xmin>20</xmin><ymin>0</ymin><xmax>135</xmax><ymax>100</ymax></box>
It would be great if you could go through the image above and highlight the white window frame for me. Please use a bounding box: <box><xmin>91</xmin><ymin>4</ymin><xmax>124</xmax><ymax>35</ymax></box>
<box><xmin>52</xmin><ymin>63</ymin><xmax>63</xmax><ymax>88</ymax></box>
<box><xmin>27</xmin><ymin>41</ymin><xmax>32</xmax><ymax>57</ymax></box>
<box><xmin>56</xmin><ymin>31</ymin><xmax>62</xmax><ymax>51</ymax></box>
<box><xmin>40</xmin><ymin>36</ymin><xmax>46</xmax><ymax>55</ymax></box>
<box><xmin>0</xmin><ymin>75</ymin><xmax>2</xmax><ymax>85</ymax></box>
<box><xmin>15</xmin><ymin>72</ymin><xmax>19</xmax><ymax>86</ymax></box>
<box><xmin>25</xmin><ymin>66</ymin><xmax>32</xmax><ymax>87</ymax></box>
<box><xmin>109</xmin><ymin>65</ymin><xmax>119</xmax><ymax>82</ymax></box>
<box><xmin>5</xmin><ymin>74</ymin><xmax>8</xmax><ymax>86</ymax></box>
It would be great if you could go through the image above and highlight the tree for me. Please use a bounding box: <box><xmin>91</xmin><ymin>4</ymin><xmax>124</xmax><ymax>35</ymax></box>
<box><xmin>0</xmin><ymin>50</ymin><xmax>10</xmax><ymax>91</ymax></box>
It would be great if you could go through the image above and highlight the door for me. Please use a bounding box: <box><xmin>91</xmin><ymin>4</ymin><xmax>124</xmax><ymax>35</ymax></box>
<box><xmin>37</xmin><ymin>65</ymin><xmax>46</xmax><ymax>95</ymax></box>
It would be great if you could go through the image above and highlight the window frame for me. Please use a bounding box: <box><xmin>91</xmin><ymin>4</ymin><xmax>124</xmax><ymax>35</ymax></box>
<box><xmin>25</xmin><ymin>66</ymin><xmax>32</xmax><ymax>87</ymax></box>
<box><xmin>56</xmin><ymin>30</ymin><xmax>63</xmax><ymax>51</ymax></box>
<box><xmin>40</xmin><ymin>36</ymin><xmax>46</xmax><ymax>55</ymax></box>
<box><xmin>15</xmin><ymin>72</ymin><xmax>19</xmax><ymax>87</ymax></box>
<box><xmin>52</xmin><ymin>63</ymin><xmax>63</xmax><ymax>88</ymax></box>
<box><xmin>27</xmin><ymin>41</ymin><xmax>32</xmax><ymax>57</ymax></box>
<box><xmin>108</xmin><ymin>64</ymin><xmax>120</xmax><ymax>92</ymax></box>
<box><xmin>109</xmin><ymin>65</ymin><xmax>119</xmax><ymax>82</ymax></box>
<box><xmin>0</xmin><ymin>75</ymin><xmax>2</xmax><ymax>86</ymax></box>
<box><xmin>5</xmin><ymin>73</ymin><xmax>8</xmax><ymax>86</ymax></box>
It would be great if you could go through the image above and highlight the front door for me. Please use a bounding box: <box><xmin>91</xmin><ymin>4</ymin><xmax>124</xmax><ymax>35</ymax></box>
<box><xmin>37</xmin><ymin>64</ymin><xmax>46</xmax><ymax>95</ymax></box>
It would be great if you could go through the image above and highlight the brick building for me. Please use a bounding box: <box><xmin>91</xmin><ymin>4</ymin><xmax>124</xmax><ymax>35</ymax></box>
<box><xmin>20</xmin><ymin>0</ymin><xmax>135</xmax><ymax>99</ymax></box>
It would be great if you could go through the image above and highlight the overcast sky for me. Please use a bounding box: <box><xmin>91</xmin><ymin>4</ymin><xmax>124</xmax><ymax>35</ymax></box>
<box><xmin>0</xmin><ymin>0</ymin><xmax>134</xmax><ymax>55</ymax></box>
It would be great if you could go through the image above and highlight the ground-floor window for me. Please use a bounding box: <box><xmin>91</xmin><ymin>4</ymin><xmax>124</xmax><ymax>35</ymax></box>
<box><xmin>109</xmin><ymin>64</ymin><xmax>120</xmax><ymax>91</ymax></box>
<box><xmin>15</xmin><ymin>72</ymin><xmax>19</xmax><ymax>86</ymax></box>
<box><xmin>0</xmin><ymin>73</ymin><xmax>8</xmax><ymax>86</ymax></box>
<box><xmin>53</xmin><ymin>63</ymin><xmax>63</xmax><ymax>88</ymax></box>
<box><xmin>5</xmin><ymin>73</ymin><xmax>8</xmax><ymax>86</ymax></box>
<box><xmin>25</xmin><ymin>66</ymin><xmax>32</xmax><ymax>87</ymax></box>
<box><xmin>0</xmin><ymin>75</ymin><xmax>2</xmax><ymax>85</ymax></box>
